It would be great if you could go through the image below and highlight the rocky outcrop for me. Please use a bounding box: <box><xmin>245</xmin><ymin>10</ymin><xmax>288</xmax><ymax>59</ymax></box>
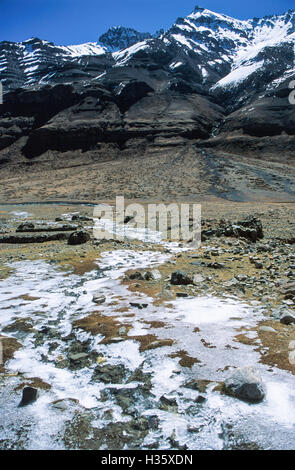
<box><xmin>0</xmin><ymin>233</ymin><xmax>70</xmax><ymax>243</ymax></box>
<box><xmin>202</xmin><ymin>217</ymin><xmax>264</xmax><ymax>242</ymax></box>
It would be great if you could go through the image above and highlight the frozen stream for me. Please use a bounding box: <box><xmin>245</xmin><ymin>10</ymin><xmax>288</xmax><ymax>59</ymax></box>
<box><xmin>0</xmin><ymin>240</ymin><xmax>295</xmax><ymax>448</ymax></box>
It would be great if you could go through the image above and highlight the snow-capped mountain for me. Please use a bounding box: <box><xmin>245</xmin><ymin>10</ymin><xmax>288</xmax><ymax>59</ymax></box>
<box><xmin>1</xmin><ymin>5</ymin><xmax>294</xmax><ymax>99</ymax></box>
<box><xmin>0</xmin><ymin>5</ymin><xmax>294</xmax><ymax>173</ymax></box>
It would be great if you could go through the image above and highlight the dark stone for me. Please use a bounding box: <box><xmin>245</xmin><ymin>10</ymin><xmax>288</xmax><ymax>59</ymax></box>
<box><xmin>68</xmin><ymin>231</ymin><xmax>90</xmax><ymax>245</ymax></box>
<box><xmin>128</xmin><ymin>271</ymin><xmax>145</xmax><ymax>280</ymax></box>
<box><xmin>280</xmin><ymin>314</ymin><xmax>295</xmax><ymax>325</ymax></box>
<box><xmin>207</xmin><ymin>262</ymin><xmax>225</xmax><ymax>269</ymax></box>
<box><xmin>16</xmin><ymin>224</ymin><xmax>78</xmax><ymax>233</ymax></box>
<box><xmin>224</xmin><ymin>366</ymin><xmax>265</xmax><ymax>403</ymax></box>
<box><xmin>124</xmin><ymin>215</ymin><xmax>134</xmax><ymax>224</ymax></box>
<box><xmin>170</xmin><ymin>270</ymin><xmax>193</xmax><ymax>285</ymax></box>
<box><xmin>129</xmin><ymin>302</ymin><xmax>148</xmax><ymax>309</ymax></box>
<box><xmin>18</xmin><ymin>387</ymin><xmax>38</xmax><ymax>407</ymax></box>
<box><xmin>0</xmin><ymin>233</ymin><xmax>69</xmax><ymax>243</ymax></box>
<box><xmin>92</xmin><ymin>364</ymin><xmax>127</xmax><ymax>384</ymax></box>
<box><xmin>234</xmin><ymin>383</ymin><xmax>265</xmax><ymax>403</ymax></box>
<box><xmin>195</xmin><ymin>395</ymin><xmax>206</xmax><ymax>403</ymax></box>
<box><xmin>159</xmin><ymin>395</ymin><xmax>178</xmax><ymax>407</ymax></box>
<box><xmin>16</xmin><ymin>222</ymin><xmax>34</xmax><ymax>232</ymax></box>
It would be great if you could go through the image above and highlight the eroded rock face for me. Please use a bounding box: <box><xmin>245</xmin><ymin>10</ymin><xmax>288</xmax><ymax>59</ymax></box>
<box><xmin>223</xmin><ymin>366</ymin><xmax>266</xmax><ymax>403</ymax></box>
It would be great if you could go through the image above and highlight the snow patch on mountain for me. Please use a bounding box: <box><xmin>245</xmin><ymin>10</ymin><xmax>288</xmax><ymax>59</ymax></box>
<box><xmin>213</xmin><ymin>62</ymin><xmax>263</xmax><ymax>89</ymax></box>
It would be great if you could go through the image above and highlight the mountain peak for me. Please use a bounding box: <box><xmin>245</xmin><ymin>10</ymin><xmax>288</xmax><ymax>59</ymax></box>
<box><xmin>98</xmin><ymin>26</ymin><xmax>152</xmax><ymax>52</ymax></box>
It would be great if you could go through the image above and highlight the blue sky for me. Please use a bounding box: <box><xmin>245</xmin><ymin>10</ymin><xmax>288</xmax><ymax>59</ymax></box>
<box><xmin>2</xmin><ymin>0</ymin><xmax>294</xmax><ymax>45</ymax></box>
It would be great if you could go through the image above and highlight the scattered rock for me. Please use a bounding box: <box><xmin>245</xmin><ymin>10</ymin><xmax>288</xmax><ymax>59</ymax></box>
<box><xmin>223</xmin><ymin>366</ymin><xmax>266</xmax><ymax>403</ymax></box>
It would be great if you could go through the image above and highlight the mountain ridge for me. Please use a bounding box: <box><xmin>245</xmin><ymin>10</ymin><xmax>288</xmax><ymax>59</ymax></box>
<box><xmin>0</xmin><ymin>5</ymin><xmax>295</xmax><ymax>203</ymax></box>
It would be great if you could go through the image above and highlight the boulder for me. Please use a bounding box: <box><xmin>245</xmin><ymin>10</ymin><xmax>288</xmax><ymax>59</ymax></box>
<box><xmin>92</xmin><ymin>293</ymin><xmax>106</xmax><ymax>305</ymax></box>
<box><xmin>144</xmin><ymin>269</ymin><xmax>162</xmax><ymax>281</ymax></box>
<box><xmin>124</xmin><ymin>215</ymin><xmax>134</xmax><ymax>224</ymax></box>
<box><xmin>170</xmin><ymin>270</ymin><xmax>193</xmax><ymax>285</ymax></box>
<box><xmin>128</xmin><ymin>271</ymin><xmax>145</xmax><ymax>281</ymax></box>
<box><xmin>68</xmin><ymin>231</ymin><xmax>90</xmax><ymax>245</ymax></box>
<box><xmin>18</xmin><ymin>387</ymin><xmax>38</xmax><ymax>407</ymax></box>
<box><xmin>280</xmin><ymin>314</ymin><xmax>295</xmax><ymax>325</ymax></box>
<box><xmin>130</xmin><ymin>302</ymin><xmax>148</xmax><ymax>309</ymax></box>
<box><xmin>223</xmin><ymin>366</ymin><xmax>266</xmax><ymax>403</ymax></box>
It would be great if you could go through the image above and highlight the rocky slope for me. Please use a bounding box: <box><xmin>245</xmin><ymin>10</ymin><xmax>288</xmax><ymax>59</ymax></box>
<box><xmin>0</xmin><ymin>6</ymin><xmax>295</xmax><ymax>202</ymax></box>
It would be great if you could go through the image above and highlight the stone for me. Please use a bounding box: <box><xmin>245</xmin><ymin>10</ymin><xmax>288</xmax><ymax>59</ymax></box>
<box><xmin>223</xmin><ymin>366</ymin><xmax>265</xmax><ymax>403</ymax></box>
<box><xmin>92</xmin><ymin>364</ymin><xmax>127</xmax><ymax>384</ymax></box>
<box><xmin>18</xmin><ymin>387</ymin><xmax>38</xmax><ymax>407</ymax></box>
<box><xmin>129</xmin><ymin>302</ymin><xmax>148</xmax><ymax>309</ymax></box>
<box><xmin>128</xmin><ymin>271</ymin><xmax>145</xmax><ymax>281</ymax></box>
<box><xmin>207</xmin><ymin>262</ymin><xmax>225</xmax><ymax>269</ymax></box>
<box><xmin>255</xmin><ymin>262</ymin><xmax>263</xmax><ymax>269</ymax></box>
<box><xmin>124</xmin><ymin>215</ymin><xmax>134</xmax><ymax>224</ymax></box>
<box><xmin>280</xmin><ymin>314</ymin><xmax>295</xmax><ymax>325</ymax></box>
<box><xmin>16</xmin><ymin>222</ymin><xmax>35</xmax><ymax>232</ymax></box>
<box><xmin>51</xmin><ymin>398</ymin><xmax>80</xmax><ymax>410</ymax></box>
<box><xmin>259</xmin><ymin>326</ymin><xmax>276</xmax><ymax>333</ymax></box>
<box><xmin>170</xmin><ymin>270</ymin><xmax>193</xmax><ymax>285</ymax></box>
<box><xmin>92</xmin><ymin>293</ymin><xmax>106</xmax><ymax>305</ymax></box>
<box><xmin>159</xmin><ymin>395</ymin><xmax>178</xmax><ymax>407</ymax></box>
<box><xmin>68</xmin><ymin>352</ymin><xmax>88</xmax><ymax>362</ymax></box>
<box><xmin>193</xmin><ymin>274</ymin><xmax>205</xmax><ymax>284</ymax></box>
<box><xmin>68</xmin><ymin>231</ymin><xmax>90</xmax><ymax>245</ymax></box>
<box><xmin>144</xmin><ymin>269</ymin><xmax>162</xmax><ymax>281</ymax></box>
